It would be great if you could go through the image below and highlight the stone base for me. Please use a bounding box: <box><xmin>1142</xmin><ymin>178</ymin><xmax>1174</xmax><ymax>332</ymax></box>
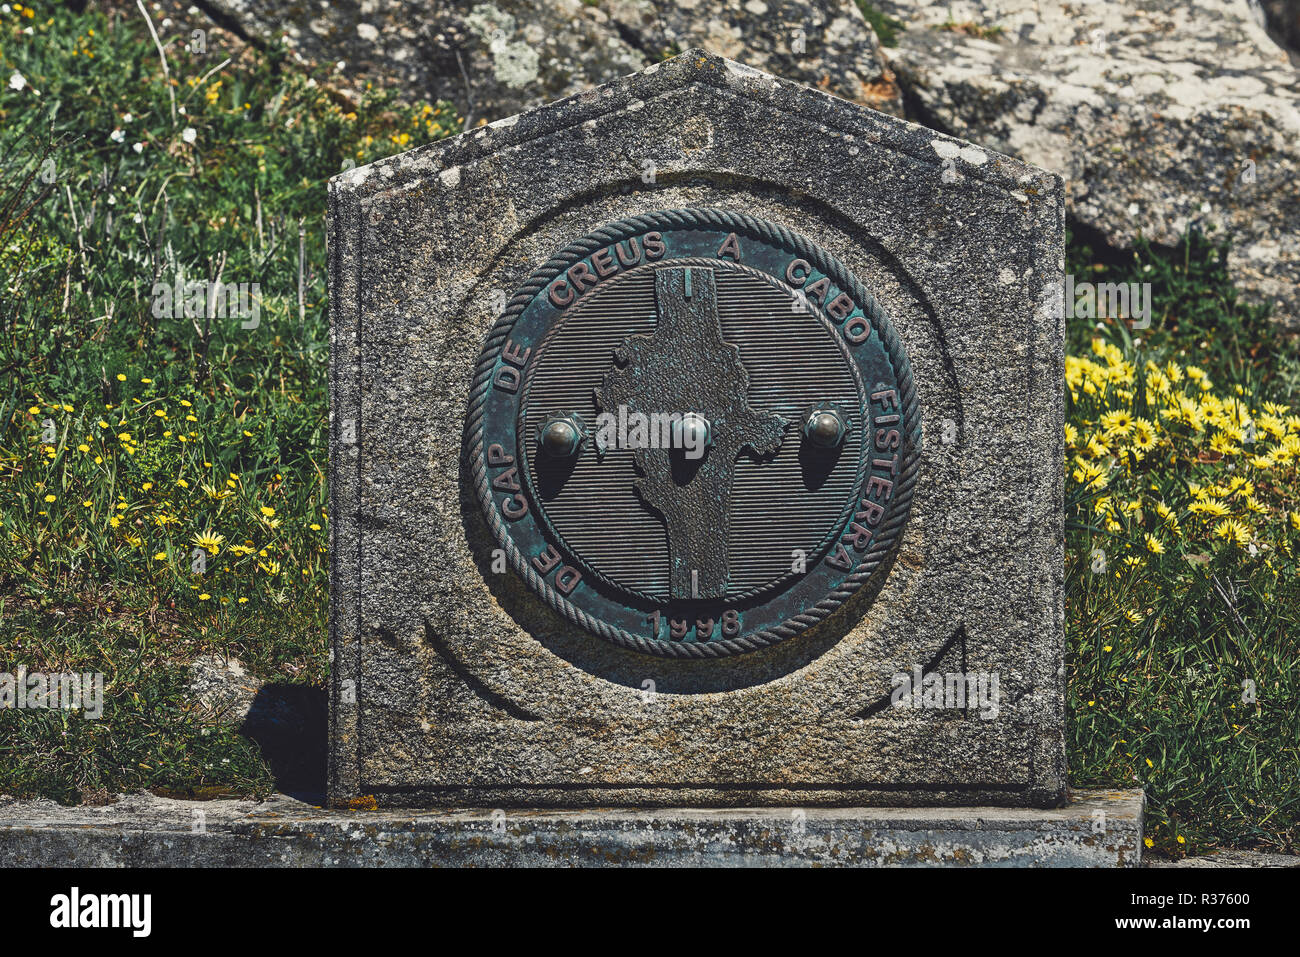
<box><xmin>0</xmin><ymin>789</ymin><xmax>1142</xmax><ymax>867</ymax></box>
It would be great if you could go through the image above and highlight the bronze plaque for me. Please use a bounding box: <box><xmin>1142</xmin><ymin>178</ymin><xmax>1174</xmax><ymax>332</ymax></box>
<box><xmin>468</xmin><ymin>208</ymin><xmax>920</xmax><ymax>658</ymax></box>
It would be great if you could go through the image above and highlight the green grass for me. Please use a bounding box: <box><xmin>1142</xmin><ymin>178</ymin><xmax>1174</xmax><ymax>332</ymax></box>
<box><xmin>854</xmin><ymin>1</ymin><xmax>905</xmax><ymax>48</ymax></box>
<box><xmin>1</xmin><ymin>3</ymin><xmax>1297</xmax><ymax>857</ymax></box>
<box><xmin>1064</xmin><ymin>230</ymin><xmax>1300</xmax><ymax>856</ymax></box>
<box><xmin>0</xmin><ymin>2</ymin><xmax>457</xmax><ymax>800</ymax></box>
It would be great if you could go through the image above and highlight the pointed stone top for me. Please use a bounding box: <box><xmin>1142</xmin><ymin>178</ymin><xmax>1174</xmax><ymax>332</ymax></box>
<box><xmin>331</xmin><ymin>46</ymin><xmax>1059</xmax><ymax>202</ymax></box>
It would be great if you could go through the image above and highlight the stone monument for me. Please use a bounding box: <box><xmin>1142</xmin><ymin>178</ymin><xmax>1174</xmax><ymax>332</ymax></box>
<box><xmin>327</xmin><ymin>50</ymin><xmax>1138</xmax><ymax>861</ymax></box>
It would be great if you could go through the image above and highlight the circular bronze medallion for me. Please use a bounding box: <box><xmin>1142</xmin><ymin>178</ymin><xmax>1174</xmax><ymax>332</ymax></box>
<box><xmin>467</xmin><ymin>208</ymin><xmax>920</xmax><ymax>658</ymax></box>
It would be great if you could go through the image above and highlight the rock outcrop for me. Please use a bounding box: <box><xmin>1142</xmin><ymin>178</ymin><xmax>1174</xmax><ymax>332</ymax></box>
<box><xmin>877</xmin><ymin>0</ymin><xmax>1300</xmax><ymax>327</ymax></box>
<box><xmin>172</xmin><ymin>0</ymin><xmax>1299</xmax><ymax>325</ymax></box>
<box><xmin>197</xmin><ymin>0</ymin><xmax>903</xmax><ymax>122</ymax></box>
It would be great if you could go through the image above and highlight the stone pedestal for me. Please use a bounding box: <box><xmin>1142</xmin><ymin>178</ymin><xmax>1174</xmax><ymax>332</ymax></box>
<box><xmin>0</xmin><ymin>790</ymin><xmax>1144</xmax><ymax>867</ymax></box>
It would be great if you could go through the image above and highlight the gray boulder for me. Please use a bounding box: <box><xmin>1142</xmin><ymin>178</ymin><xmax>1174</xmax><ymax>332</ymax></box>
<box><xmin>876</xmin><ymin>0</ymin><xmax>1300</xmax><ymax>327</ymax></box>
<box><xmin>191</xmin><ymin>0</ymin><xmax>1299</xmax><ymax>324</ymax></box>
<box><xmin>201</xmin><ymin>0</ymin><xmax>903</xmax><ymax>123</ymax></box>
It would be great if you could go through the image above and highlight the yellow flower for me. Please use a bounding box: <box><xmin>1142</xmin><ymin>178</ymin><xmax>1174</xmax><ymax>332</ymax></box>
<box><xmin>1144</xmin><ymin>837</ymin><xmax>1154</xmax><ymax>848</ymax></box>
<box><xmin>176</xmin><ymin>479</ymin><xmax>189</xmax><ymax>488</ymax></box>
<box><xmin>1189</xmin><ymin>500</ymin><xmax>1229</xmax><ymax>518</ymax></box>
<box><xmin>77</xmin><ymin>444</ymin><xmax>89</xmax><ymax>452</ymax></box>
<box><xmin>260</xmin><ymin>506</ymin><xmax>275</xmax><ymax>518</ymax></box>
<box><xmin>1085</xmin><ymin>433</ymin><xmax>1110</xmax><ymax>458</ymax></box>
<box><xmin>82</xmin><ymin>499</ymin><xmax>93</xmax><ymax>508</ymax></box>
<box><xmin>1213</xmin><ymin>519</ymin><xmax>1250</xmax><ymax>549</ymax></box>
<box><xmin>1130</xmin><ymin>417</ymin><xmax>1156</xmax><ymax>451</ymax></box>
<box><xmin>116</xmin><ymin>374</ymin><xmax>126</xmax><ymax>381</ymax></box>
<box><xmin>1209</xmin><ymin>432</ymin><xmax>1240</xmax><ymax>456</ymax></box>
<box><xmin>1176</xmin><ymin>835</ymin><xmax>1185</xmax><ymax>845</ymax></box>
<box><xmin>310</xmin><ymin>523</ymin><xmax>322</xmax><ymax>531</ymax></box>
<box><xmin>198</xmin><ymin>593</ymin><xmax>212</xmax><ymax>601</ymax></box>
<box><xmin>1258</xmin><ymin>413</ymin><xmax>1286</xmax><ymax>439</ymax></box>
<box><xmin>192</xmin><ymin>530</ymin><xmax>225</xmax><ymax>555</ymax></box>
<box><xmin>27</xmin><ymin>405</ymin><xmax>40</xmax><ymax>414</ymax></box>
<box><xmin>153</xmin><ymin>552</ymin><xmax>167</xmax><ymax>561</ymax></box>
<box><xmin>1144</xmin><ymin>534</ymin><xmax>1164</xmax><ymax>555</ymax></box>
<box><xmin>1101</xmin><ymin>409</ymin><xmax>1134</xmax><ymax>437</ymax></box>
<box><xmin>43</xmin><ymin>493</ymin><xmax>56</xmax><ymax>503</ymax></box>
<box><xmin>1072</xmin><ymin>460</ymin><xmax>1107</xmax><ymax>490</ymax></box>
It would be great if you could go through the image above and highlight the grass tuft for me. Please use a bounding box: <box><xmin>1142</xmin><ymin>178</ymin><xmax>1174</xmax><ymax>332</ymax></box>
<box><xmin>0</xmin><ymin>3</ymin><xmax>458</xmax><ymax>801</ymax></box>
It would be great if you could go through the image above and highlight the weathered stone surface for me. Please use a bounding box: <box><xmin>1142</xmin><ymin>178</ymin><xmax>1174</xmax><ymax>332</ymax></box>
<box><xmin>0</xmin><ymin>789</ymin><xmax>1143</xmax><ymax>867</ymax></box>
<box><xmin>329</xmin><ymin>49</ymin><xmax>1066</xmax><ymax>807</ymax></box>
<box><xmin>200</xmin><ymin>0</ymin><xmax>903</xmax><ymax>121</ymax></box>
<box><xmin>876</xmin><ymin>0</ymin><xmax>1300</xmax><ymax>327</ymax></box>
<box><xmin>1147</xmin><ymin>847</ymin><xmax>1300</xmax><ymax>868</ymax></box>
<box><xmin>188</xmin><ymin>654</ymin><xmax>263</xmax><ymax>723</ymax></box>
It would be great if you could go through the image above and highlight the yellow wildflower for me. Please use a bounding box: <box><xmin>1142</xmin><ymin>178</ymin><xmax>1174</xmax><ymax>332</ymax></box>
<box><xmin>192</xmin><ymin>530</ymin><xmax>225</xmax><ymax>555</ymax></box>
<box><xmin>1101</xmin><ymin>409</ymin><xmax>1134</xmax><ymax>437</ymax></box>
<box><xmin>1213</xmin><ymin>519</ymin><xmax>1250</xmax><ymax>548</ymax></box>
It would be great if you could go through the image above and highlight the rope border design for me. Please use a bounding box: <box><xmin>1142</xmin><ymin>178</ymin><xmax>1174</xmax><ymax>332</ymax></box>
<box><xmin>467</xmin><ymin>208</ymin><xmax>921</xmax><ymax>659</ymax></box>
